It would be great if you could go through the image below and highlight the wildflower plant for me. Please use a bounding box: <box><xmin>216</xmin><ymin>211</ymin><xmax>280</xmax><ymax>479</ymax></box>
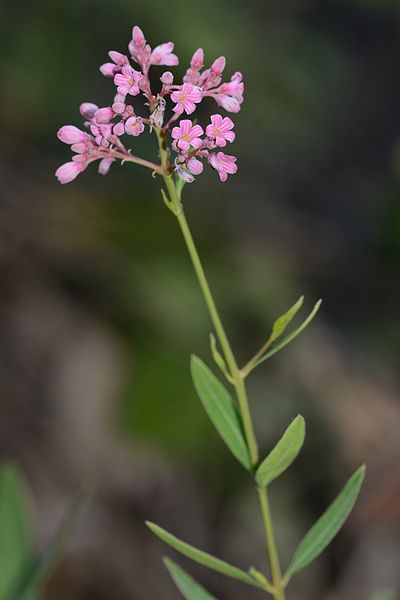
<box><xmin>56</xmin><ymin>25</ymin><xmax>365</xmax><ymax>600</ymax></box>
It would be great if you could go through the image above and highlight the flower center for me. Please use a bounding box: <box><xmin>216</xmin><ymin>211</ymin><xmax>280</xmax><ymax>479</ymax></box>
<box><xmin>178</xmin><ymin>94</ymin><xmax>186</xmax><ymax>101</ymax></box>
<box><xmin>182</xmin><ymin>135</ymin><xmax>190</xmax><ymax>142</ymax></box>
<box><xmin>129</xmin><ymin>78</ymin><xmax>135</xmax><ymax>86</ymax></box>
<box><xmin>214</xmin><ymin>129</ymin><xmax>221</xmax><ymax>136</ymax></box>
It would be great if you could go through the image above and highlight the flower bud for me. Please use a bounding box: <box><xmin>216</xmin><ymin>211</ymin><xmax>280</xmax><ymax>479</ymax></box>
<box><xmin>94</xmin><ymin>107</ymin><xmax>114</xmax><ymax>123</ymax></box>
<box><xmin>108</xmin><ymin>50</ymin><xmax>128</xmax><ymax>66</ymax></box>
<box><xmin>187</xmin><ymin>157</ymin><xmax>204</xmax><ymax>175</ymax></box>
<box><xmin>132</xmin><ymin>25</ymin><xmax>146</xmax><ymax>48</ymax></box>
<box><xmin>190</xmin><ymin>48</ymin><xmax>204</xmax><ymax>70</ymax></box>
<box><xmin>160</xmin><ymin>71</ymin><xmax>174</xmax><ymax>85</ymax></box>
<box><xmin>98</xmin><ymin>157</ymin><xmax>114</xmax><ymax>175</ymax></box>
<box><xmin>79</xmin><ymin>103</ymin><xmax>98</xmax><ymax>119</ymax></box>
<box><xmin>57</xmin><ymin>125</ymin><xmax>89</xmax><ymax>144</ymax></box>
<box><xmin>99</xmin><ymin>62</ymin><xmax>119</xmax><ymax>77</ymax></box>
<box><xmin>211</xmin><ymin>56</ymin><xmax>226</xmax><ymax>76</ymax></box>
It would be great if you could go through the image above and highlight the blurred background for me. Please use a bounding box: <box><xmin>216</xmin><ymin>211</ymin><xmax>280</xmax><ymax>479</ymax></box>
<box><xmin>0</xmin><ymin>0</ymin><xmax>400</xmax><ymax>598</ymax></box>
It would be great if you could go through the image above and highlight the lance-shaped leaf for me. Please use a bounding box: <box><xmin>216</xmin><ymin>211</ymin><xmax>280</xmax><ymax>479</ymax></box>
<box><xmin>146</xmin><ymin>522</ymin><xmax>262</xmax><ymax>588</ymax></box>
<box><xmin>191</xmin><ymin>356</ymin><xmax>251</xmax><ymax>470</ymax></box>
<box><xmin>271</xmin><ymin>296</ymin><xmax>304</xmax><ymax>342</ymax></box>
<box><xmin>254</xmin><ymin>299</ymin><xmax>322</xmax><ymax>368</ymax></box>
<box><xmin>285</xmin><ymin>465</ymin><xmax>365</xmax><ymax>578</ymax></box>
<box><xmin>255</xmin><ymin>416</ymin><xmax>305</xmax><ymax>487</ymax></box>
<box><xmin>6</xmin><ymin>487</ymin><xmax>91</xmax><ymax>600</ymax></box>
<box><xmin>164</xmin><ymin>558</ymin><xmax>218</xmax><ymax>600</ymax></box>
<box><xmin>0</xmin><ymin>463</ymin><xmax>37</xmax><ymax>600</ymax></box>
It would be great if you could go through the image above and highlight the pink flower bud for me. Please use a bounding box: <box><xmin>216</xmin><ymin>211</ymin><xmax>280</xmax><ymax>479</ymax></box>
<box><xmin>55</xmin><ymin>161</ymin><xmax>85</xmax><ymax>184</ymax></box>
<box><xmin>113</xmin><ymin>121</ymin><xmax>125</xmax><ymax>136</ymax></box>
<box><xmin>79</xmin><ymin>103</ymin><xmax>98</xmax><ymax>119</ymax></box>
<box><xmin>57</xmin><ymin>126</ymin><xmax>89</xmax><ymax>144</ymax></box>
<box><xmin>71</xmin><ymin>143</ymin><xmax>89</xmax><ymax>153</ymax></box>
<box><xmin>108</xmin><ymin>50</ymin><xmax>128</xmax><ymax>66</ymax></box>
<box><xmin>99</xmin><ymin>62</ymin><xmax>120</xmax><ymax>77</ymax></box>
<box><xmin>190</xmin><ymin>48</ymin><xmax>204</xmax><ymax>70</ymax></box>
<box><xmin>187</xmin><ymin>157</ymin><xmax>204</xmax><ymax>175</ymax></box>
<box><xmin>160</xmin><ymin>71</ymin><xmax>174</xmax><ymax>85</ymax></box>
<box><xmin>216</xmin><ymin>94</ymin><xmax>241</xmax><ymax>113</ymax></box>
<box><xmin>211</xmin><ymin>56</ymin><xmax>226</xmax><ymax>76</ymax></box>
<box><xmin>94</xmin><ymin>107</ymin><xmax>114</xmax><ymax>123</ymax></box>
<box><xmin>98</xmin><ymin>157</ymin><xmax>114</xmax><ymax>175</ymax></box>
<box><xmin>132</xmin><ymin>25</ymin><xmax>146</xmax><ymax>48</ymax></box>
<box><xmin>112</xmin><ymin>101</ymin><xmax>126</xmax><ymax>114</ymax></box>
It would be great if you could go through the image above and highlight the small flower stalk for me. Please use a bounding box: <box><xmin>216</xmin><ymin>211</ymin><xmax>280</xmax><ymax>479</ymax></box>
<box><xmin>56</xmin><ymin>25</ymin><xmax>365</xmax><ymax>600</ymax></box>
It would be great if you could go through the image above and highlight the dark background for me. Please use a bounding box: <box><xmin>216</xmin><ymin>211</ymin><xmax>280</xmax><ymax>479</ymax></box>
<box><xmin>0</xmin><ymin>0</ymin><xmax>399</xmax><ymax>598</ymax></box>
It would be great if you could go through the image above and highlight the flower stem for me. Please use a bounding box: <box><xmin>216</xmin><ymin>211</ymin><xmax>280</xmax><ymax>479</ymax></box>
<box><xmin>155</xmin><ymin>128</ymin><xmax>284</xmax><ymax>598</ymax></box>
<box><xmin>257</xmin><ymin>486</ymin><xmax>286</xmax><ymax>600</ymax></box>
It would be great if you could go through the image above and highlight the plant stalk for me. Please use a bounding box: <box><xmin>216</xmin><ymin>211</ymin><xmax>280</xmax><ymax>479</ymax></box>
<box><xmin>155</xmin><ymin>128</ymin><xmax>285</xmax><ymax>598</ymax></box>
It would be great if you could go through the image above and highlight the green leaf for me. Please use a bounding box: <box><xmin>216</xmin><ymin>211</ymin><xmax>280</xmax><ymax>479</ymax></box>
<box><xmin>255</xmin><ymin>299</ymin><xmax>322</xmax><ymax>367</ymax></box>
<box><xmin>146</xmin><ymin>521</ymin><xmax>262</xmax><ymax>588</ymax></box>
<box><xmin>285</xmin><ymin>465</ymin><xmax>366</xmax><ymax>577</ymax></box>
<box><xmin>255</xmin><ymin>416</ymin><xmax>305</xmax><ymax>487</ymax></box>
<box><xmin>0</xmin><ymin>463</ymin><xmax>37</xmax><ymax>600</ymax></box>
<box><xmin>271</xmin><ymin>296</ymin><xmax>304</xmax><ymax>342</ymax></box>
<box><xmin>6</xmin><ymin>487</ymin><xmax>92</xmax><ymax>600</ymax></box>
<box><xmin>163</xmin><ymin>558</ymin><xmax>218</xmax><ymax>600</ymax></box>
<box><xmin>190</xmin><ymin>356</ymin><xmax>251</xmax><ymax>470</ymax></box>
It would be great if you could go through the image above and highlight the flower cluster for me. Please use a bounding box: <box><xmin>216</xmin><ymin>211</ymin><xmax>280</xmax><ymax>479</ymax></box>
<box><xmin>56</xmin><ymin>26</ymin><xmax>244</xmax><ymax>185</ymax></box>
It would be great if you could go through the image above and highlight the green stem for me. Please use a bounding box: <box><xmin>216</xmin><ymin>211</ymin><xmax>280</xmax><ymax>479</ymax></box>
<box><xmin>258</xmin><ymin>487</ymin><xmax>285</xmax><ymax>600</ymax></box>
<box><xmin>155</xmin><ymin>128</ymin><xmax>284</xmax><ymax>598</ymax></box>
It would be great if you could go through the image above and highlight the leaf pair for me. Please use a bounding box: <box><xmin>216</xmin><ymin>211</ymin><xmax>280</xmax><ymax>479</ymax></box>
<box><xmin>243</xmin><ymin>296</ymin><xmax>322</xmax><ymax>376</ymax></box>
<box><xmin>191</xmin><ymin>356</ymin><xmax>306</xmax><ymax>485</ymax></box>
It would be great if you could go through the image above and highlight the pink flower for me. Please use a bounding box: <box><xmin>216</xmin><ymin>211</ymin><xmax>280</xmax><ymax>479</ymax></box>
<box><xmin>171</xmin><ymin>83</ymin><xmax>203</xmax><ymax>115</ymax></box>
<box><xmin>171</xmin><ymin>120</ymin><xmax>204</xmax><ymax>152</ymax></box>
<box><xmin>125</xmin><ymin>116</ymin><xmax>145</xmax><ymax>136</ymax></box>
<box><xmin>220</xmin><ymin>71</ymin><xmax>244</xmax><ymax>100</ymax></box>
<box><xmin>187</xmin><ymin>157</ymin><xmax>203</xmax><ymax>175</ymax></box>
<box><xmin>90</xmin><ymin>123</ymin><xmax>113</xmax><ymax>147</ymax></box>
<box><xmin>57</xmin><ymin>126</ymin><xmax>90</xmax><ymax>145</ymax></box>
<box><xmin>55</xmin><ymin>161</ymin><xmax>86</xmax><ymax>184</ymax></box>
<box><xmin>151</xmin><ymin>42</ymin><xmax>178</xmax><ymax>66</ymax></box>
<box><xmin>208</xmin><ymin>151</ymin><xmax>238</xmax><ymax>182</ymax></box>
<box><xmin>206</xmin><ymin>114</ymin><xmax>235</xmax><ymax>147</ymax></box>
<box><xmin>114</xmin><ymin>65</ymin><xmax>142</xmax><ymax>97</ymax></box>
